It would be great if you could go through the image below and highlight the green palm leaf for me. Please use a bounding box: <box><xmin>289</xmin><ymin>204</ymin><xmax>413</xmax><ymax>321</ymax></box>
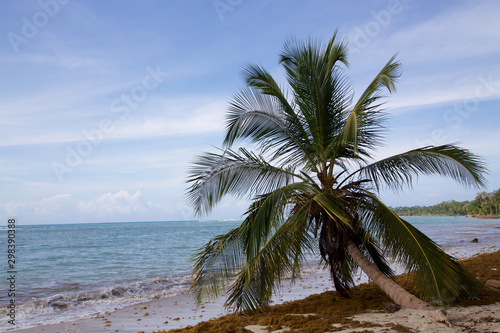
<box><xmin>336</xmin><ymin>55</ymin><xmax>401</xmax><ymax>155</ymax></box>
<box><xmin>241</xmin><ymin>182</ymin><xmax>314</xmax><ymax>261</ymax></box>
<box><xmin>186</xmin><ymin>148</ymin><xmax>299</xmax><ymax>215</ymax></box>
<box><xmin>280</xmin><ymin>33</ymin><xmax>351</xmax><ymax>161</ymax></box>
<box><xmin>191</xmin><ymin>183</ymin><xmax>316</xmax><ymax>310</ymax></box>
<box><xmin>224</xmin><ymin>87</ymin><xmax>316</xmax><ymax>170</ymax></box>
<box><xmin>190</xmin><ymin>226</ymin><xmax>247</xmax><ymax>304</ymax></box>
<box><xmin>358</xmin><ymin>144</ymin><xmax>487</xmax><ymax>191</ymax></box>
<box><xmin>225</xmin><ymin>202</ymin><xmax>315</xmax><ymax>310</ymax></box>
<box><xmin>358</xmin><ymin>189</ymin><xmax>479</xmax><ymax>303</ymax></box>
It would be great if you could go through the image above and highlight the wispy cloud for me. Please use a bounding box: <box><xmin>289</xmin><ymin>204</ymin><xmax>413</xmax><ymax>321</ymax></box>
<box><xmin>2</xmin><ymin>190</ymin><xmax>182</xmax><ymax>224</ymax></box>
<box><xmin>349</xmin><ymin>1</ymin><xmax>500</xmax><ymax>110</ymax></box>
<box><xmin>388</xmin><ymin>2</ymin><xmax>500</xmax><ymax>62</ymax></box>
<box><xmin>0</xmin><ymin>96</ymin><xmax>226</xmax><ymax>147</ymax></box>
<box><xmin>0</xmin><ymin>53</ymin><xmax>108</xmax><ymax>70</ymax></box>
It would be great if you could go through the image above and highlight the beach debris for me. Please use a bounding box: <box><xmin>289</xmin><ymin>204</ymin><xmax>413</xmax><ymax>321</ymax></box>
<box><xmin>433</xmin><ymin>309</ymin><xmax>452</xmax><ymax>327</ymax></box>
<box><xmin>471</xmin><ymin>238</ymin><xmax>479</xmax><ymax>243</ymax></box>
<box><xmin>485</xmin><ymin>279</ymin><xmax>500</xmax><ymax>289</ymax></box>
<box><xmin>432</xmin><ymin>312</ymin><xmax>451</xmax><ymax>327</ymax></box>
<box><xmin>286</xmin><ymin>313</ymin><xmax>317</xmax><ymax>317</ymax></box>
<box><xmin>383</xmin><ymin>302</ymin><xmax>401</xmax><ymax>313</ymax></box>
<box><xmin>245</xmin><ymin>325</ymin><xmax>290</xmax><ymax>333</ymax></box>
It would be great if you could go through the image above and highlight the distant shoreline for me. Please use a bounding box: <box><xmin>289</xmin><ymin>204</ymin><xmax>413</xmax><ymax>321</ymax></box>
<box><xmin>467</xmin><ymin>214</ymin><xmax>500</xmax><ymax>219</ymax></box>
<box><xmin>397</xmin><ymin>214</ymin><xmax>458</xmax><ymax>217</ymax></box>
<box><xmin>391</xmin><ymin>189</ymin><xmax>500</xmax><ymax>218</ymax></box>
<box><xmin>397</xmin><ymin>214</ymin><xmax>500</xmax><ymax>219</ymax></box>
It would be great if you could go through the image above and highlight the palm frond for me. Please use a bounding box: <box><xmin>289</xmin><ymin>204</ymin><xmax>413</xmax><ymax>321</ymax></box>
<box><xmin>186</xmin><ymin>148</ymin><xmax>299</xmax><ymax>215</ymax></box>
<box><xmin>224</xmin><ymin>86</ymin><xmax>318</xmax><ymax>172</ymax></box>
<box><xmin>243</xmin><ymin>64</ymin><xmax>296</xmax><ymax>116</ymax></box>
<box><xmin>358</xmin><ymin>144</ymin><xmax>487</xmax><ymax>191</ymax></box>
<box><xmin>225</xmin><ymin>198</ymin><xmax>316</xmax><ymax>310</ymax></box>
<box><xmin>317</xmin><ymin>215</ymin><xmax>355</xmax><ymax>297</ymax></box>
<box><xmin>349</xmin><ymin>212</ymin><xmax>395</xmax><ymax>279</ymax></box>
<box><xmin>358</xmin><ymin>189</ymin><xmax>480</xmax><ymax>304</ymax></box>
<box><xmin>191</xmin><ymin>183</ymin><xmax>316</xmax><ymax>311</ymax></box>
<box><xmin>190</xmin><ymin>226</ymin><xmax>247</xmax><ymax>305</ymax></box>
<box><xmin>311</xmin><ymin>191</ymin><xmax>350</xmax><ymax>228</ymax></box>
<box><xmin>241</xmin><ymin>182</ymin><xmax>315</xmax><ymax>261</ymax></box>
<box><xmin>356</xmin><ymin>235</ymin><xmax>394</xmax><ymax>278</ymax></box>
<box><xmin>337</xmin><ymin>55</ymin><xmax>401</xmax><ymax>155</ymax></box>
<box><xmin>279</xmin><ymin>33</ymin><xmax>352</xmax><ymax>161</ymax></box>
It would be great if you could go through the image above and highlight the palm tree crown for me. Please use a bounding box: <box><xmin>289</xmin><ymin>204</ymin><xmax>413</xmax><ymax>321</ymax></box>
<box><xmin>186</xmin><ymin>33</ymin><xmax>487</xmax><ymax>311</ymax></box>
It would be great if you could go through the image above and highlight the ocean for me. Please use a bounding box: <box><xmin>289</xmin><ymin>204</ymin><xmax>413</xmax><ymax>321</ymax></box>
<box><xmin>1</xmin><ymin>217</ymin><xmax>499</xmax><ymax>331</ymax></box>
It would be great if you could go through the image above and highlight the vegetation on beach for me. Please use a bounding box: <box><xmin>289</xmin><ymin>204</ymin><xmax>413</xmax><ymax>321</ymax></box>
<box><xmin>391</xmin><ymin>188</ymin><xmax>500</xmax><ymax>217</ymax></box>
<box><xmin>186</xmin><ymin>33</ymin><xmax>487</xmax><ymax>312</ymax></box>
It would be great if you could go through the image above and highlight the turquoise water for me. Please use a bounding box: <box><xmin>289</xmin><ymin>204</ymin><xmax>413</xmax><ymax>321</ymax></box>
<box><xmin>1</xmin><ymin>221</ymin><xmax>241</xmax><ymax>305</ymax></box>
<box><xmin>1</xmin><ymin>217</ymin><xmax>499</xmax><ymax>329</ymax></box>
<box><xmin>0</xmin><ymin>220</ymin><xmax>242</xmax><ymax>329</ymax></box>
<box><xmin>404</xmin><ymin>216</ymin><xmax>500</xmax><ymax>249</ymax></box>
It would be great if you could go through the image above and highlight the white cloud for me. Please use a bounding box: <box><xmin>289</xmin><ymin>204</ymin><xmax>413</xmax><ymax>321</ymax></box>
<box><xmin>110</xmin><ymin>99</ymin><xmax>227</xmax><ymax>140</ymax></box>
<box><xmin>77</xmin><ymin>190</ymin><xmax>146</xmax><ymax>216</ymax></box>
<box><xmin>0</xmin><ymin>95</ymin><xmax>227</xmax><ymax>147</ymax></box>
<box><xmin>2</xmin><ymin>190</ymin><xmax>185</xmax><ymax>224</ymax></box>
<box><xmin>0</xmin><ymin>53</ymin><xmax>107</xmax><ymax>70</ymax></box>
<box><xmin>348</xmin><ymin>2</ymin><xmax>500</xmax><ymax>110</ymax></box>
<box><xmin>388</xmin><ymin>2</ymin><xmax>500</xmax><ymax>61</ymax></box>
<box><xmin>0</xmin><ymin>188</ymin><xmax>252</xmax><ymax>225</ymax></box>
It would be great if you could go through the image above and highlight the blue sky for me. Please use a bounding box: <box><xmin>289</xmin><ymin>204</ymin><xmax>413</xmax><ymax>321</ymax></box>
<box><xmin>1</xmin><ymin>0</ymin><xmax>499</xmax><ymax>224</ymax></box>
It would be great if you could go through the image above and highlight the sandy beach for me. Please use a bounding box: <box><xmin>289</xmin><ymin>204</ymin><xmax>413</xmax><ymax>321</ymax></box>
<box><xmin>5</xmin><ymin>262</ymin><xmax>340</xmax><ymax>333</ymax></box>
<box><xmin>6</xmin><ymin>239</ymin><xmax>500</xmax><ymax>333</ymax></box>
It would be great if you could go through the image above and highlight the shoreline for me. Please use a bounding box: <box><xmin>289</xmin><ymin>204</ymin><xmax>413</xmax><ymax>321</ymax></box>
<box><xmin>6</xmin><ymin>241</ymin><xmax>500</xmax><ymax>333</ymax></box>
<box><xmin>395</xmin><ymin>214</ymin><xmax>500</xmax><ymax>219</ymax></box>
<box><xmin>467</xmin><ymin>214</ymin><xmax>500</xmax><ymax>219</ymax></box>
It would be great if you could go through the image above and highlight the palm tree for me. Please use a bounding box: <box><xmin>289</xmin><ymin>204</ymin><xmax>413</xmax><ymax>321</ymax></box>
<box><xmin>186</xmin><ymin>33</ymin><xmax>486</xmax><ymax>312</ymax></box>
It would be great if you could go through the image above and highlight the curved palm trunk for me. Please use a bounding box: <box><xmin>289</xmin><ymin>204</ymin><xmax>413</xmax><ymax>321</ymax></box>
<box><xmin>346</xmin><ymin>240</ymin><xmax>432</xmax><ymax>310</ymax></box>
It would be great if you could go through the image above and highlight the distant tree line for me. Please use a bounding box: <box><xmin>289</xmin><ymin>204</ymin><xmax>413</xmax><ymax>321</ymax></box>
<box><xmin>391</xmin><ymin>188</ymin><xmax>500</xmax><ymax>216</ymax></box>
